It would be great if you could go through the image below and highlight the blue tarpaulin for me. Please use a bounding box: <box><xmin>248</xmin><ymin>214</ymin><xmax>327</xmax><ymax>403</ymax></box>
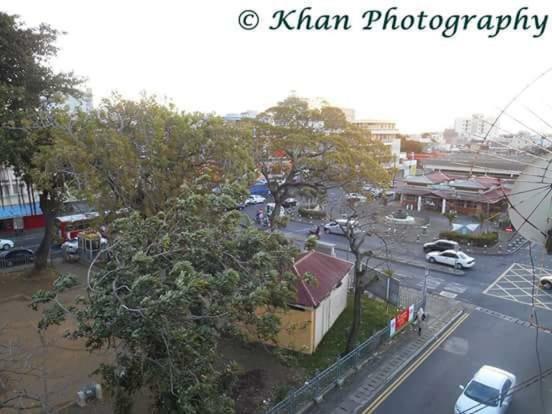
<box><xmin>0</xmin><ymin>202</ymin><xmax>42</xmax><ymax>220</ymax></box>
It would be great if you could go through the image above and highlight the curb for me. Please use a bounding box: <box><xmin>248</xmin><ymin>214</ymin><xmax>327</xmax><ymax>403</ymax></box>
<box><xmin>283</xmin><ymin>231</ymin><xmax>463</xmax><ymax>276</ymax></box>
<box><xmin>329</xmin><ymin>245</ymin><xmax>464</xmax><ymax>277</ymax></box>
<box><xmin>356</xmin><ymin>308</ymin><xmax>466</xmax><ymax>414</ymax></box>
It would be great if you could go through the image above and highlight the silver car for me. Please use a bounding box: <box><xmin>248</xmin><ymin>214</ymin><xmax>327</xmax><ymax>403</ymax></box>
<box><xmin>455</xmin><ymin>365</ymin><xmax>516</xmax><ymax>414</ymax></box>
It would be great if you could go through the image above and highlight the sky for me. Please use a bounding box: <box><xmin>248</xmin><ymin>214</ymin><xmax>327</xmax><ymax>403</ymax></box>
<box><xmin>3</xmin><ymin>0</ymin><xmax>552</xmax><ymax>133</ymax></box>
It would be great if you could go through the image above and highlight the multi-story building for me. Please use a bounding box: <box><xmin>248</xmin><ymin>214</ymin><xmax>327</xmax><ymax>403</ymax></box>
<box><xmin>223</xmin><ymin>110</ymin><xmax>258</xmax><ymax>122</ymax></box>
<box><xmin>453</xmin><ymin>114</ymin><xmax>498</xmax><ymax>141</ymax></box>
<box><xmin>352</xmin><ymin>119</ymin><xmax>399</xmax><ymax>142</ymax></box>
<box><xmin>0</xmin><ymin>167</ymin><xmax>43</xmax><ymax>233</ymax></box>
<box><xmin>352</xmin><ymin>119</ymin><xmax>401</xmax><ymax>168</ymax></box>
<box><xmin>63</xmin><ymin>88</ymin><xmax>94</xmax><ymax>113</ymax></box>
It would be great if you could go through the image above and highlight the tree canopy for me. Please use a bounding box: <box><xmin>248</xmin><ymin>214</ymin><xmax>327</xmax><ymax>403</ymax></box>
<box><xmin>54</xmin><ymin>94</ymin><xmax>255</xmax><ymax>216</ymax></box>
<box><xmin>0</xmin><ymin>12</ymin><xmax>81</xmax><ymax>269</ymax></box>
<box><xmin>33</xmin><ymin>182</ymin><xmax>299</xmax><ymax>413</ymax></box>
<box><xmin>252</xmin><ymin>97</ymin><xmax>392</xmax><ymax>228</ymax></box>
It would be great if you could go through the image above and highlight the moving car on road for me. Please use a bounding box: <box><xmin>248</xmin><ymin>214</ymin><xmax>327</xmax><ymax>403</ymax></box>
<box><xmin>539</xmin><ymin>275</ymin><xmax>552</xmax><ymax>290</ymax></box>
<box><xmin>245</xmin><ymin>194</ymin><xmax>266</xmax><ymax>205</ymax></box>
<box><xmin>423</xmin><ymin>239</ymin><xmax>459</xmax><ymax>253</ymax></box>
<box><xmin>455</xmin><ymin>365</ymin><xmax>516</xmax><ymax>414</ymax></box>
<box><xmin>323</xmin><ymin>219</ymin><xmax>358</xmax><ymax>235</ymax></box>
<box><xmin>0</xmin><ymin>238</ymin><xmax>14</xmax><ymax>250</ymax></box>
<box><xmin>0</xmin><ymin>248</ymin><xmax>34</xmax><ymax>267</ymax></box>
<box><xmin>425</xmin><ymin>249</ymin><xmax>475</xmax><ymax>269</ymax></box>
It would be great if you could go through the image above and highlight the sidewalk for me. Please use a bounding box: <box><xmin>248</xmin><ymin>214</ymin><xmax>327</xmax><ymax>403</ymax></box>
<box><xmin>307</xmin><ymin>290</ymin><xmax>467</xmax><ymax>414</ymax></box>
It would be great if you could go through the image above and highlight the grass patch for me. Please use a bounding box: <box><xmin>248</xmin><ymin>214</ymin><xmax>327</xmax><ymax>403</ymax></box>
<box><xmin>292</xmin><ymin>295</ymin><xmax>396</xmax><ymax>374</ymax></box>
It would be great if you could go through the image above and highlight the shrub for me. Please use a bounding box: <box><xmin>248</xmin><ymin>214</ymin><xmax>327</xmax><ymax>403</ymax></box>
<box><xmin>438</xmin><ymin>231</ymin><xmax>498</xmax><ymax>247</ymax></box>
<box><xmin>298</xmin><ymin>207</ymin><xmax>326</xmax><ymax>220</ymax></box>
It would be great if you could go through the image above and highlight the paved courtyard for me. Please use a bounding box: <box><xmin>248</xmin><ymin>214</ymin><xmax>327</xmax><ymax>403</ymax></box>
<box><xmin>484</xmin><ymin>263</ymin><xmax>552</xmax><ymax>311</ymax></box>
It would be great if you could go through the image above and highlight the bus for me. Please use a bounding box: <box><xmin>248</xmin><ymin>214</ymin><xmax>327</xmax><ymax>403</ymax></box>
<box><xmin>54</xmin><ymin>212</ymin><xmax>100</xmax><ymax>243</ymax></box>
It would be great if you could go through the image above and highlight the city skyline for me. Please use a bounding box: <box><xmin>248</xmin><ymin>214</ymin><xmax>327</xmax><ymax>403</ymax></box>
<box><xmin>3</xmin><ymin>0</ymin><xmax>552</xmax><ymax>133</ymax></box>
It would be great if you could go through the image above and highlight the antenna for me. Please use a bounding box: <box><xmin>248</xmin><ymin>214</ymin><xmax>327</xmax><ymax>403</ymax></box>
<box><xmin>508</xmin><ymin>158</ymin><xmax>552</xmax><ymax>246</ymax></box>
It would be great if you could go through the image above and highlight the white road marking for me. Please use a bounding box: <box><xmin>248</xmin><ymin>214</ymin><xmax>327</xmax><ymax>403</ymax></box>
<box><xmin>439</xmin><ymin>291</ymin><xmax>458</xmax><ymax>299</ymax></box>
<box><xmin>483</xmin><ymin>262</ymin><xmax>552</xmax><ymax>311</ymax></box>
<box><xmin>483</xmin><ymin>263</ymin><xmax>517</xmax><ymax>294</ymax></box>
<box><xmin>416</xmin><ymin>276</ymin><xmax>445</xmax><ymax>290</ymax></box>
<box><xmin>443</xmin><ymin>282</ymin><xmax>467</xmax><ymax>294</ymax></box>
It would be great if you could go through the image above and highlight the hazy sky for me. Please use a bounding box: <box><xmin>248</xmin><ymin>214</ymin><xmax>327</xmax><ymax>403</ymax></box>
<box><xmin>3</xmin><ymin>0</ymin><xmax>552</xmax><ymax>133</ymax></box>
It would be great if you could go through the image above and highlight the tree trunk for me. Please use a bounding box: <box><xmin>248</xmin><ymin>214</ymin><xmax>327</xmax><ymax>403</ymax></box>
<box><xmin>34</xmin><ymin>191</ymin><xmax>59</xmax><ymax>271</ymax></box>
<box><xmin>345</xmin><ymin>267</ymin><xmax>364</xmax><ymax>353</ymax></box>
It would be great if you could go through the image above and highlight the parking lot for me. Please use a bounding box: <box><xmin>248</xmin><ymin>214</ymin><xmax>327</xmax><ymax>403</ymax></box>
<box><xmin>484</xmin><ymin>263</ymin><xmax>552</xmax><ymax>311</ymax></box>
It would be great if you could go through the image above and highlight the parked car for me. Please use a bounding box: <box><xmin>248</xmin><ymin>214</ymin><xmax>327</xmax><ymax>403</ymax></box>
<box><xmin>539</xmin><ymin>275</ymin><xmax>552</xmax><ymax>290</ymax></box>
<box><xmin>282</xmin><ymin>197</ymin><xmax>297</xmax><ymax>208</ymax></box>
<box><xmin>425</xmin><ymin>249</ymin><xmax>475</xmax><ymax>269</ymax></box>
<box><xmin>455</xmin><ymin>365</ymin><xmax>516</xmax><ymax>414</ymax></box>
<box><xmin>62</xmin><ymin>237</ymin><xmax>108</xmax><ymax>254</ymax></box>
<box><xmin>362</xmin><ymin>185</ymin><xmax>383</xmax><ymax>197</ymax></box>
<box><xmin>345</xmin><ymin>193</ymin><xmax>368</xmax><ymax>202</ymax></box>
<box><xmin>0</xmin><ymin>238</ymin><xmax>14</xmax><ymax>250</ymax></box>
<box><xmin>0</xmin><ymin>248</ymin><xmax>34</xmax><ymax>267</ymax></box>
<box><xmin>323</xmin><ymin>219</ymin><xmax>359</xmax><ymax>235</ymax></box>
<box><xmin>423</xmin><ymin>239</ymin><xmax>460</xmax><ymax>253</ymax></box>
<box><xmin>245</xmin><ymin>194</ymin><xmax>266</xmax><ymax>205</ymax></box>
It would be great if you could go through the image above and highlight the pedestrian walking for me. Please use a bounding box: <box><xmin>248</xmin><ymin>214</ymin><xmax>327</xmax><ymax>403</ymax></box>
<box><xmin>416</xmin><ymin>306</ymin><xmax>426</xmax><ymax>336</ymax></box>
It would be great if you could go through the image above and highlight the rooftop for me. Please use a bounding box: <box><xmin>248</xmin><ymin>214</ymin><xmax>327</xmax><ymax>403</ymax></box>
<box><xmin>293</xmin><ymin>250</ymin><xmax>353</xmax><ymax>308</ymax></box>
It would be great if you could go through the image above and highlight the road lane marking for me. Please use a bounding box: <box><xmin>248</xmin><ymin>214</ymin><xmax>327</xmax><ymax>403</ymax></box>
<box><xmin>483</xmin><ymin>263</ymin><xmax>517</xmax><ymax>294</ymax></box>
<box><xmin>439</xmin><ymin>291</ymin><xmax>458</xmax><ymax>299</ymax></box>
<box><xmin>443</xmin><ymin>282</ymin><xmax>467</xmax><ymax>294</ymax></box>
<box><xmin>362</xmin><ymin>312</ymin><xmax>470</xmax><ymax>413</ymax></box>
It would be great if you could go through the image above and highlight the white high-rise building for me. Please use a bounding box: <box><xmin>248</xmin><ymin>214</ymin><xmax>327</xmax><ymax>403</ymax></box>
<box><xmin>454</xmin><ymin>114</ymin><xmax>498</xmax><ymax>141</ymax></box>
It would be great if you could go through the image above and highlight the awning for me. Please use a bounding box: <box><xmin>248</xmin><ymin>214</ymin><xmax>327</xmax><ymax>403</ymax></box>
<box><xmin>0</xmin><ymin>202</ymin><xmax>42</xmax><ymax>220</ymax></box>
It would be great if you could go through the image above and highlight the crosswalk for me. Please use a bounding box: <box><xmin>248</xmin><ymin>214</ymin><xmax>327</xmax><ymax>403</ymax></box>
<box><xmin>392</xmin><ymin>273</ymin><xmax>468</xmax><ymax>299</ymax></box>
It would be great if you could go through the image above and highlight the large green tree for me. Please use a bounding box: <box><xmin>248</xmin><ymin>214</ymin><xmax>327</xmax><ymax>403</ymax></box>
<box><xmin>54</xmin><ymin>95</ymin><xmax>255</xmax><ymax>216</ymax></box>
<box><xmin>33</xmin><ymin>182</ymin><xmax>299</xmax><ymax>413</ymax></box>
<box><xmin>0</xmin><ymin>12</ymin><xmax>81</xmax><ymax>270</ymax></box>
<box><xmin>253</xmin><ymin>97</ymin><xmax>391</xmax><ymax>229</ymax></box>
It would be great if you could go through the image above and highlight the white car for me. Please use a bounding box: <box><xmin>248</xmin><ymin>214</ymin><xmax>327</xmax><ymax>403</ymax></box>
<box><xmin>62</xmin><ymin>237</ymin><xmax>108</xmax><ymax>254</ymax></box>
<box><xmin>245</xmin><ymin>194</ymin><xmax>266</xmax><ymax>205</ymax></box>
<box><xmin>345</xmin><ymin>193</ymin><xmax>368</xmax><ymax>202</ymax></box>
<box><xmin>0</xmin><ymin>239</ymin><xmax>14</xmax><ymax>250</ymax></box>
<box><xmin>455</xmin><ymin>365</ymin><xmax>516</xmax><ymax>414</ymax></box>
<box><xmin>426</xmin><ymin>249</ymin><xmax>475</xmax><ymax>269</ymax></box>
<box><xmin>323</xmin><ymin>219</ymin><xmax>359</xmax><ymax>235</ymax></box>
<box><xmin>539</xmin><ymin>275</ymin><xmax>552</xmax><ymax>290</ymax></box>
<box><xmin>362</xmin><ymin>185</ymin><xmax>383</xmax><ymax>197</ymax></box>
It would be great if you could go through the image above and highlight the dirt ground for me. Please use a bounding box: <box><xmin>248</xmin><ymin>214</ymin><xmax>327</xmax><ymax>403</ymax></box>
<box><xmin>0</xmin><ymin>263</ymin><xmax>302</xmax><ymax>413</ymax></box>
<box><xmin>219</xmin><ymin>338</ymin><xmax>304</xmax><ymax>413</ymax></box>
<box><xmin>0</xmin><ymin>262</ymin><xmax>116</xmax><ymax>413</ymax></box>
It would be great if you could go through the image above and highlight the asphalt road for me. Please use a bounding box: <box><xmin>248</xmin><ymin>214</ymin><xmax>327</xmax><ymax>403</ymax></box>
<box><xmin>8</xmin><ymin>204</ymin><xmax>552</xmax><ymax>413</ymax></box>
<box><xmin>374</xmin><ymin>310</ymin><xmax>552</xmax><ymax>414</ymax></box>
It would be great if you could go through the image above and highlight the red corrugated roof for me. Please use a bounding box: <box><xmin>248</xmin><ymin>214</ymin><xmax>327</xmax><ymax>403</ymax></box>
<box><xmin>293</xmin><ymin>251</ymin><xmax>353</xmax><ymax>308</ymax></box>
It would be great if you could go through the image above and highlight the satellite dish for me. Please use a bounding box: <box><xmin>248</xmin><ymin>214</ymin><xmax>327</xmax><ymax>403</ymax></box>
<box><xmin>508</xmin><ymin>156</ymin><xmax>552</xmax><ymax>245</ymax></box>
